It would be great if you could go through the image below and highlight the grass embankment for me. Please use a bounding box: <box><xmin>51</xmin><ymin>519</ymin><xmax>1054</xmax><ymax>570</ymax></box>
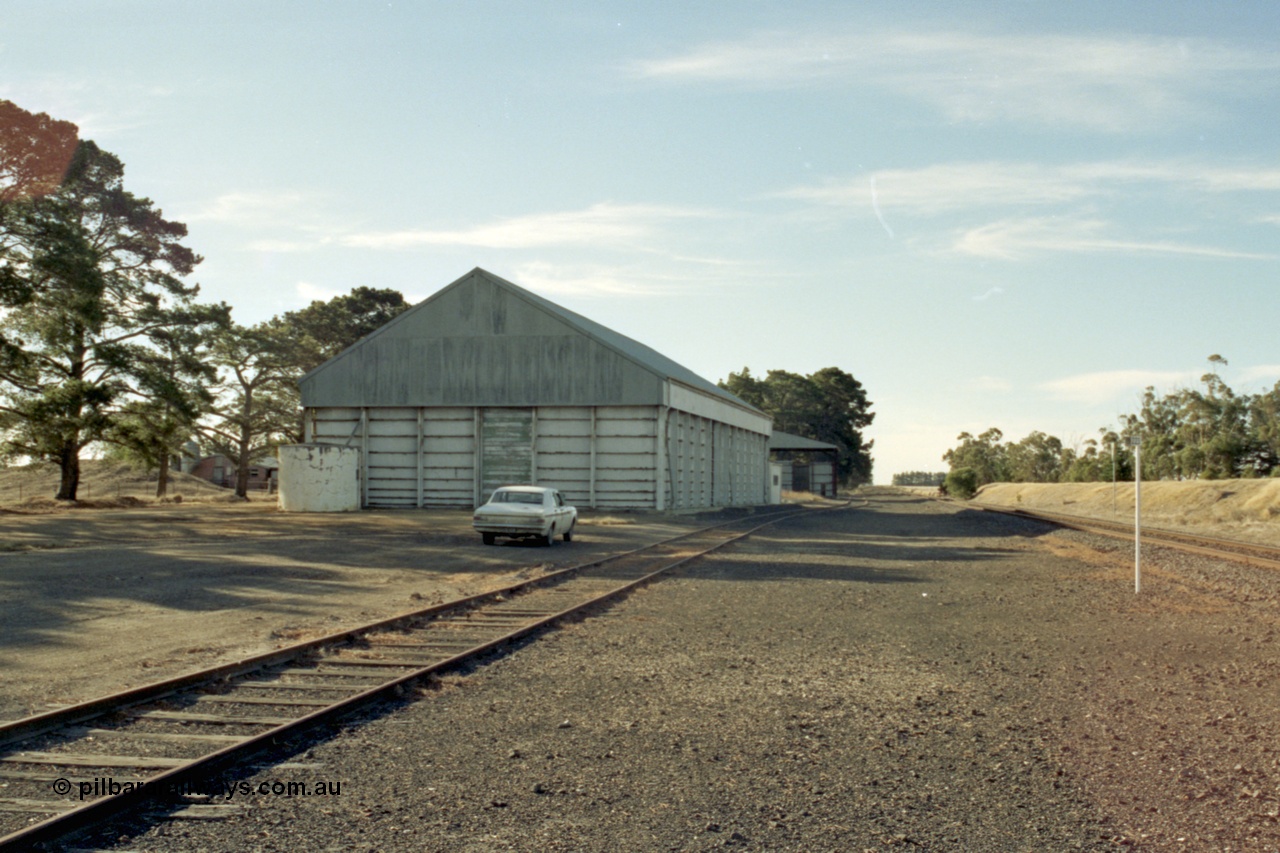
<box><xmin>974</xmin><ymin>479</ymin><xmax>1280</xmax><ymax>546</ymax></box>
<box><xmin>0</xmin><ymin>460</ymin><xmax>257</xmax><ymax>510</ymax></box>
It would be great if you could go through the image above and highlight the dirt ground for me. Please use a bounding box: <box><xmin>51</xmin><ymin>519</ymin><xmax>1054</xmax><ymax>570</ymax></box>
<box><xmin>62</xmin><ymin>487</ymin><xmax>1280</xmax><ymax>852</ymax></box>
<box><xmin>0</xmin><ymin>501</ymin><xmax>709</xmax><ymax>723</ymax></box>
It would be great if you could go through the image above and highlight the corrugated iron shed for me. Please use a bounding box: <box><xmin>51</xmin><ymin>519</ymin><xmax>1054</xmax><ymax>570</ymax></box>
<box><xmin>298</xmin><ymin>268</ymin><xmax>774</xmax><ymax>511</ymax></box>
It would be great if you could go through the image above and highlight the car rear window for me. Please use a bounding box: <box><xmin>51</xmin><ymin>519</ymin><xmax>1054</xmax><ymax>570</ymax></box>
<box><xmin>493</xmin><ymin>491</ymin><xmax>543</xmax><ymax>504</ymax></box>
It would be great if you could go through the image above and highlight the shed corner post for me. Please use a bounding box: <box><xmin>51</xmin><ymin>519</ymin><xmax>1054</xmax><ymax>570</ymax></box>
<box><xmin>655</xmin><ymin>405</ymin><xmax>668</xmax><ymax>510</ymax></box>
<box><xmin>359</xmin><ymin>407</ymin><xmax>369</xmax><ymax>509</ymax></box>
<box><xmin>589</xmin><ymin>406</ymin><xmax>597</xmax><ymax>509</ymax></box>
<box><xmin>762</xmin><ymin>439</ymin><xmax>771</xmax><ymax>503</ymax></box>
<box><xmin>531</xmin><ymin>406</ymin><xmax>538</xmax><ymax>485</ymax></box>
<box><xmin>416</xmin><ymin>407</ymin><xmax>425</xmax><ymax>509</ymax></box>
<box><xmin>472</xmin><ymin>407</ymin><xmax>482</xmax><ymax>508</ymax></box>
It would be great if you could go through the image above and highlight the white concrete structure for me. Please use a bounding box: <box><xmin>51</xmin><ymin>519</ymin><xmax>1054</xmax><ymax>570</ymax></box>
<box><xmin>299</xmin><ymin>269</ymin><xmax>773</xmax><ymax>510</ymax></box>
<box><xmin>277</xmin><ymin>444</ymin><xmax>361</xmax><ymax>512</ymax></box>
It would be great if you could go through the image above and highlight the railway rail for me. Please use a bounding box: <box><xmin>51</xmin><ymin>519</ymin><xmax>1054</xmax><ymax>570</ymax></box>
<box><xmin>0</xmin><ymin>502</ymin><xmax>842</xmax><ymax>850</ymax></box>
<box><xmin>974</xmin><ymin>503</ymin><xmax>1280</xmax><ymax>571</ymax></box>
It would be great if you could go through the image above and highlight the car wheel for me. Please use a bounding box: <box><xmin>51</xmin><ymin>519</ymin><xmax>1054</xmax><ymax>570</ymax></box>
<box><xmin>482</xmin><ymin>533</ymin><xmax>496</xmax><ymax>546</ymax></box>
<box><xmin>542</xmin><ymin>527</ymin><xmax>556</xmax><ymax>547</ymax></box>
<box><xmin>562</xmin><ymin>523</ymin><xmax>574</xmax><ymax>543</ymax></box>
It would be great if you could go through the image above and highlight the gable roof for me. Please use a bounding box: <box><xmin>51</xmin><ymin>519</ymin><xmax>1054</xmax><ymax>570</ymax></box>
<box><xmin>768</xmin><ymin>430</ymin><xmax>839</xmax><ymax>452</ymax></box>
<box><xmin>480</xmin><ymin>268</ymin><xmax>758</xmax><ymax>412</ymax></box>
<box><xmin>301</xmin><ymin>267</ymin><xmax>764</xmax><ymax>416</ymax></box>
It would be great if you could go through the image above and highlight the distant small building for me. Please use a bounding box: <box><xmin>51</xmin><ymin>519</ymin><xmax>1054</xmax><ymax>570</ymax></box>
<box><xmin>768</xmin><ymin>431</ymin><xmax>840</xmax><ymax>497</ymax></box>
<box><xmin>190</xmin><ymin>455</ymin><xmax>279</xmax><ymax>491</ymax></box>
<box><xmin>179</xmin><ymin>440</ymin><xmax>202</xmax><ymax>474</ymax></box>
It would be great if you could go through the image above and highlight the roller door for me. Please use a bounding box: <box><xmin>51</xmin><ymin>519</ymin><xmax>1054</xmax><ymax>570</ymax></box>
<box><xmin>481</xmin><ymin>408</ymin><xmax>534</xmax><ymax>502</ymax></box>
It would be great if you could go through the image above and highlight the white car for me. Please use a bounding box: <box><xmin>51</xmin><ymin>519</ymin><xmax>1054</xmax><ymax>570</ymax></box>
<box><xmin>472</xmin><ymin>486</ymin><xmax>577</xmax><ymax>546</ymax></box>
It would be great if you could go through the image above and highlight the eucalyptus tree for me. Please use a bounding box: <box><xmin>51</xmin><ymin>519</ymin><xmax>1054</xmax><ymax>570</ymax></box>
<box><xmin>1246</xmin><ymin>381</ymin><xmax>1280</xmax><ymax>477</ymax></box>
<box><xmin>943</xmin><ymin>428</ymin><xmax>1008</xmax><ymax>485</ymax></box>
<box><xmin>1005</xmin><ymin>430</ymin><xmax>1065</xmax><ymax>482</ymax></box>
<box><xmin>202</xmin><ymin>320</ymin><xmax>300</xmax><ymax>498</ymax></box>
<box><xmin>106</xmin><ymin>321</ymin><xmax>225</xmax><ymax>497</ymax></box>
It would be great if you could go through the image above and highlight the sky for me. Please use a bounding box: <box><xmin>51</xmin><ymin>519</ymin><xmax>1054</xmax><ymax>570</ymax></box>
<box><xmin>3</xmin><ymin>1</ymin><xmax>1278</xmax><ymax>482</ymax></box>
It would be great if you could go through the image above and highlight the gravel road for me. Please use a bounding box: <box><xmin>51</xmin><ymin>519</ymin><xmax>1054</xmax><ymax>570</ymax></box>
<box><xmin>64</xmin><ymin>490</ymin><xmax>1280</xmax><ymax>850</ymax></box>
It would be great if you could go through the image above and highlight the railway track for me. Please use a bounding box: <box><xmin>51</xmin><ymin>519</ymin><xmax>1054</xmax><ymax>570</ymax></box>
<box><xmin>0</xmin><ymin>503</ymin><xmax>841</xmax><ymax>850</ymax></box>
<box><xmin>974</xmin><ymin>503</ymin><xmax>1280</xmax><ymax>571</ymax></box>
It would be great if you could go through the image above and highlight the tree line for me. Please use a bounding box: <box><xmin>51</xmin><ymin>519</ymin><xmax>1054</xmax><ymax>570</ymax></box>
<box><xmin>892</xmin><ymin>471</ymin><xmax>945</xmax><ymax>486</ymax></box>
<box><xmin>942</xmin><ymin>356</ymin><xmax>1280</xmax><ymax>498</ymax></box>
<box><xmin>3</xmin><ymin>99</ymin><xmax>879</xmax><ymax>500</ymax></box>
<box><xmin>0</xmin><ymin>99</ymin><xmax>410</xmax><ymax>500</ymax></box>
<box><xmin>719</xmin><ymin>367</ymin><xmax>875</xmax><ymax>486</ymax></box>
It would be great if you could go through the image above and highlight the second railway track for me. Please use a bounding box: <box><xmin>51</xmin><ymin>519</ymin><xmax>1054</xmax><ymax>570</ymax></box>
<box><xmin>0</xmin><ymin>502</ymin><xmax>842</xmax><ymax>851</ymax></box>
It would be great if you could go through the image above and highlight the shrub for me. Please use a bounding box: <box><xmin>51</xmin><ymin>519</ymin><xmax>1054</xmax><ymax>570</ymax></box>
<box><xmin>944</xmin><ymin>467</ymin><xmax>980</xmax><ymax>500</ymax></box>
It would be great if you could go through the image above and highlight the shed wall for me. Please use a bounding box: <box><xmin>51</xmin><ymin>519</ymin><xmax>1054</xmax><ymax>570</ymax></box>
<box><xmin>304</xmin><ymin>403</ymin><xmax>768</xmax><ymax>510</ymax></box>
<box><xmin>788</xmin><ymin>460</ymin><xmax>836</xmax><ymax>497</ymax></box>
<box><xmin>811</xmin><ymin>459</ymin><xmax>836</xmax><ymax>496</ymax></box>
<box><xmin>777</xmin><ymin>459</ymin><xmax>794</xmax><ymax>491</ymax></box>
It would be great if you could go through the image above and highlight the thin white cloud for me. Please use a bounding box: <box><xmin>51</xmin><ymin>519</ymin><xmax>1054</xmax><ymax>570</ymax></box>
<box><xmin>779</xmin><ymin>160</ymin><xmax>1280</xmax><ymax>215</ymax></box>
<box><xmin>869</xmin><ymin>175</ymin><xmax>894</xmax><ymax>237</ymax></box>
<box><xmin>340</xmin><ymin>203</ymin><xmax>715</xmax><ymax>250</ymax></box>
<box><xmin>295</xmin><ymin>281</ymin><xmax>342</xmax><ymax>303</ymax></box>
<box><xmin>246</xmin><ymin>238</ymin><xmax>323</xmax><ymax>253</ymax></box>
<box><xmin>513</xmin><ymin>261</ymin><xmax>674</xmax><ymax>298</ymax></box>
<box><xmin>1192</xmin><ymin>169</ymin><xmax>1280</xmax><ymax>192</ymax></box>
<box><xmin>1238</xmin><ymin>364</ymin><xmax>1280</xmax><ymax>386</ymax></box>
<box><xmin>632</xmin><ymin>30</ymin><xmax>1280</xmax><ymax>131</ymax></box>
<box><xmin>1040</xmin><ymin>369</ymin><xmax>1200</xmax><ymax>405</ymax></box>
<box><xmin>950</xmin><ymin>217</ymin><xmax>1277</xmax><ymax>261</ymax></box>
<box><xmin>512</xmin><ymin>256</ymin><xmax>769</xmax><ymax>298</ymax></box>
<box><xmin>972</xmin><ymin>286</ymin><xmax>1004</xmax><ymax>301</ymax></box>
<box><xmin>185</xmin><ymin>191</ymin><xmax>313</xmax><ymax>224</ymax></box>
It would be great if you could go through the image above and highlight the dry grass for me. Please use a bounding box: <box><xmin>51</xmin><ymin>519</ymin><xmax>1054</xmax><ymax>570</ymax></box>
<box><xmin>0</xmin><ymin>459</ymin><xmax>268</xmax><ymax>510</ymax></box>
<box><xmin>579</xmin><ymin>515</ymin><xmax>637</xmax><ymax>526</ymax></box>
<box><xmin>975</xmin><ymin>479</ymin><xmax>1280</xmax><ymax>546</ymax></box>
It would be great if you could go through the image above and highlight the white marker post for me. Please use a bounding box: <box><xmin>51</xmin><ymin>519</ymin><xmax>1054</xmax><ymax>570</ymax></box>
<box><xmin>1128</xmin><ymin>436</ymin><xmax>1142</xmax><ymax>593</ymax></box>
<box><xmin>1111</xmin><ymin>440</ymin><xmax>1117</xmax><ymax>516</ymax></box>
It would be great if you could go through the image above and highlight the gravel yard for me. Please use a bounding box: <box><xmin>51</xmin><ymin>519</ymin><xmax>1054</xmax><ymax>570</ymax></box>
<box><xmin>61</xmin><ymin>488</ymin><xmax>1280</xmax><ymax>852</ymax></box>
<box><xmin>0</xmin><ymin>504</ymin><xmax>694</xmax><ymax>722</ymax></box>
